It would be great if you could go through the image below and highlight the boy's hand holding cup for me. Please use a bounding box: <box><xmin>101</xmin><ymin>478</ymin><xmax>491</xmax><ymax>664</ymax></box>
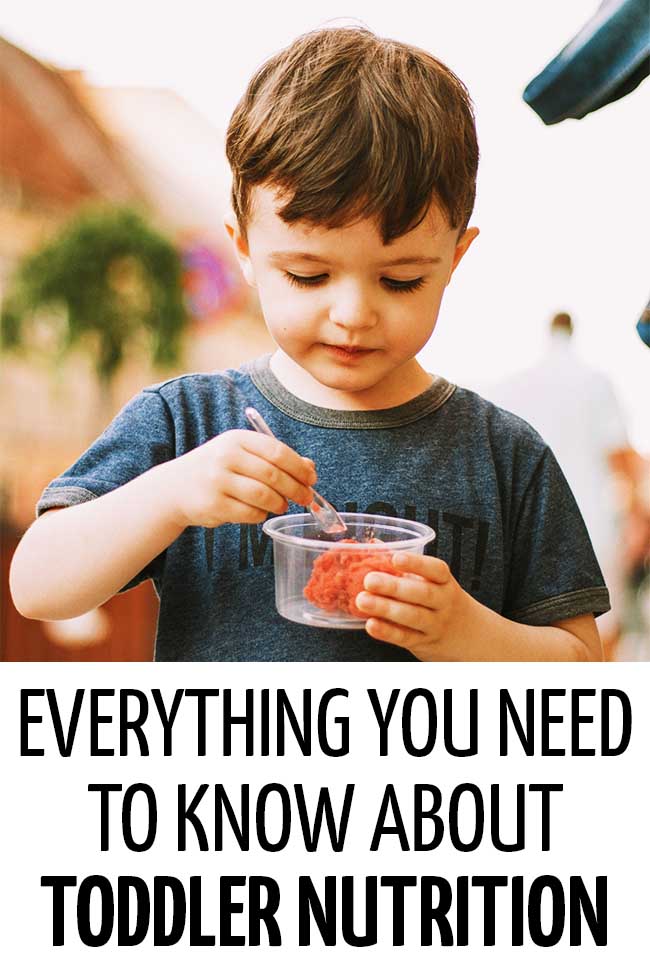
<box><xmin>356</xmin><ymin>552</ymin><xmax>486</xmax><ymax>661</ymax></box>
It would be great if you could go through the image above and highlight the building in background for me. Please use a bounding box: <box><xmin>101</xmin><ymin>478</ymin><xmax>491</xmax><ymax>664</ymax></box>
<box><xmin>0</xmin><ymin>36</ymin><xmax>271</xmax><ymax>660</ymax></box>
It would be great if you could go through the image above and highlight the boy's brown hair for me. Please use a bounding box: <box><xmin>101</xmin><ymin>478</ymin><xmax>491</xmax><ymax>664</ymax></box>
<box><xmin>226</xmin><ymin>26</ymin><xmax>479</xmax><ymax>243</ymax></box>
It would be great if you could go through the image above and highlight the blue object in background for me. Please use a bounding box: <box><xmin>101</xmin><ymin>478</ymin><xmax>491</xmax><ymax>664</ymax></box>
<box><xmin>637</xmin><ymin>298</ymin><xmax>650</xmax><ymax>347</ymax></box>
<box><xmin>523</xmin><ymin>0</ymin><xmax>650</xmax><ymax>124</ymax></box>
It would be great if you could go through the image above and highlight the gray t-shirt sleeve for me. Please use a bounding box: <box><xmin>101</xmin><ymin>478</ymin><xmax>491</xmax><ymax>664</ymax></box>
<box><xmin>36</xmin><ymin>389</ymin><xmax>175</xmax><ymax>590</ymax></box>
<box><xmin>504</xmin><ymin>445</ymin><xmax>610</xmax><ymax>625</ymax></box>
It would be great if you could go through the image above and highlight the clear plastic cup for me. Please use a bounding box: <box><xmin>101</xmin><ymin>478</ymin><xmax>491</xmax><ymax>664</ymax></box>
<box><xmin>262</xmin><ymin>512</ymin><xmax>436</xmax><ymax>628</ymax></box>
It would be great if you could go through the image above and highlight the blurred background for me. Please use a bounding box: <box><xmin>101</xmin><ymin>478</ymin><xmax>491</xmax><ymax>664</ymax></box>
<box><xmin>1</xmin><ymin>0</ymin><xmax>648</xmax><ymax>661</ymax></box>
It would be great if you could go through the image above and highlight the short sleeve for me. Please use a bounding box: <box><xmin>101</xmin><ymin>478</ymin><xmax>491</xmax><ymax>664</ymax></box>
<box><xmin>504</xmin><ymin>447</ymin><xmax>611</xmax><ymax>625</ymax></box>
<box><xmin>36</xmin><ymin>389</ymin><xmax>175</xmax><ymax>590</ymax></box>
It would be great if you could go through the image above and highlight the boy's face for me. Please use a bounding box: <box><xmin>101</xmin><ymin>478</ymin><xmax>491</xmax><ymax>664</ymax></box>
<box><xmin>226</xmin><ymin>185</ymin><xmax>478</xmax><ymax>408</ymax></box>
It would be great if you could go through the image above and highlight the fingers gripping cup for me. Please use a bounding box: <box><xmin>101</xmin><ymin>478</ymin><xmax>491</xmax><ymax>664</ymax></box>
<box><xmin>262</xmin><ymin>512</ymin><xmax>436</xmax><ymax>628</ymax></box>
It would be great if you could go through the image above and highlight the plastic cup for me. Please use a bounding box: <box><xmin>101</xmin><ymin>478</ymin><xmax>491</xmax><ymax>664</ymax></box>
<box><xmin>262</xmin><ymin>512</ymin><xmax>436</xmax><ymax>629</ymax></box>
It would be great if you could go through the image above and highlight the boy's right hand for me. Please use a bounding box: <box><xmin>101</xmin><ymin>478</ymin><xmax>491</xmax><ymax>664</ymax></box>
<box><xmin>166</xmin><ymin>429</ymin><xmax>317</xmax><ymax>529</ymax></box>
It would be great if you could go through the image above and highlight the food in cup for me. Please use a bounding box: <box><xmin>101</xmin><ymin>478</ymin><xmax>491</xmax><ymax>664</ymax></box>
<box><xmin>303</xmin><ymin>538</ymin><xmax>402</xmax><ymax>618</ymax></box>
<box><xmin>262</xmin><ymin>512</ymin><xmax>435</xmax><ymax>629</ymax></box>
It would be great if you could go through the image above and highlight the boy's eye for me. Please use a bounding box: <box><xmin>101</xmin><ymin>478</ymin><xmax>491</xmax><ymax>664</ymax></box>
<box><xmin>284</xmin><ymin>271</ymin><xmax>328</xmax><ymax>288</ymax></box>
<box><xmin>382</xmin><ymin>277</ymin><xmax>425</xmax><ymax>293</ymax></box>
<box><xmin>283</xmin><ymin>271</ymin><xmax>425</xmax><ymax>294</ymax></box>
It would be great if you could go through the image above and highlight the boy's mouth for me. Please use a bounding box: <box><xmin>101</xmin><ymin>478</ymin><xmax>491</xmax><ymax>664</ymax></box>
<box><xmin>325</xmin><ymin>344</ymin><xmax>374</xmax><ymax>361</ymax></box>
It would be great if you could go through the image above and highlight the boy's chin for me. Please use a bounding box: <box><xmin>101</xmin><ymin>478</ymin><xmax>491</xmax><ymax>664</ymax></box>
<box><xmin>305</xmin><ymin>358</ymin><xmax>382</xmax><ymax>391</ymax></box>
<box><xmin>271</xmin><ymin>346</ymin><xmax>403</xmax><ymax>406</ymax></box>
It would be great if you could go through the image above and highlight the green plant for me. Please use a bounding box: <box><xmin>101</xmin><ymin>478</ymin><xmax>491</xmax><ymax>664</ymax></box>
<box><xmin>1</xmin><ymin>206</ymin><xmax>188</xmax><ymax>384</ymax></box>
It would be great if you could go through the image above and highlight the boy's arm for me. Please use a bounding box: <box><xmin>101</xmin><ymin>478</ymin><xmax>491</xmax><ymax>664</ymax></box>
<box><xmin>424</xmin><ymin>602</ymin><xmax>602</xmax><ymax>662</ymax></box>
<box><xmin>10</xmin><ymin>431</ymin><xmax>316</xmax><ymax>621</ymax></box>
<box><xmin>355</xmin><ymin>553</ymin><xmax>603</xmax><ymax>662</ymax></box>
<box><xmin>10</xmin><ymin>460</ymin><xmax>187</xmax><ymax>620</ymax></box>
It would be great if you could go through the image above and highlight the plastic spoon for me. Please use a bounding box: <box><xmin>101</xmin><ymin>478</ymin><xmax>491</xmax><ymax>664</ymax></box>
<box><xmin>244</xmin><ymin>406</ymin><xmax>347</xmax><ymax>536</ymax></box>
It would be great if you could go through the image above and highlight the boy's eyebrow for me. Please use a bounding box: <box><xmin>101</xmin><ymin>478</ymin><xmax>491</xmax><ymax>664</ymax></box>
<box><xmin>269</xmin><ymin>251</ymin><xmax>327</xmax><ymax>264</ymax></box>
<box><xmin>383</xmin><ymin>256</ymin><xmax>442</xmax><ymax>267</ymax></box>
<box><xmin>269</xmin><ymin>250</ymin><xmax>442</xmax><ymax>266</ymax></box>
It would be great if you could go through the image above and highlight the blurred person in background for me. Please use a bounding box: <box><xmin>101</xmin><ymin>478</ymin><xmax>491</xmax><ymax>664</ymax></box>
<box><xmin>616</xmin><ymin>447</ymin><xmax>650</xmax><ymax>658</ymax></box>
<box><xmin>492</xmin><ymin>311</ymin><xmax>648</xmax><ymax>659</ymax></box>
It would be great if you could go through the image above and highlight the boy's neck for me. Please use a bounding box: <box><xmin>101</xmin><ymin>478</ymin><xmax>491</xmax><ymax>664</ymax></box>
<box><xmin>268</xmin><ymin>349</ymin><xmax>433</xmax><ymax>411</ymax></box>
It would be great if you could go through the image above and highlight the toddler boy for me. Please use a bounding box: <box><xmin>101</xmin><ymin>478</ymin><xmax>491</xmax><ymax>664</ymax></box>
<box><xmin>10</xmin><ymin>27</ymin><xmax>609</xmax><ymax>661</ymax></box>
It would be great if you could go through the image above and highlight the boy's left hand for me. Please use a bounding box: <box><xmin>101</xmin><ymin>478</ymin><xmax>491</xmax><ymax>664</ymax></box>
<box><xmin>355</xmin><ymin>552</ymin><xmax>482</xmax><ymax>661</ymax></box>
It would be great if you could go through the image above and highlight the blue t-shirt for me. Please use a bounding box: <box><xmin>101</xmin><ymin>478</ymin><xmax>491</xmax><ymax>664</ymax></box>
<box><xmin>36</xmin><ymin>356</ymin><xmax>609</xmax><ymax>661</ymax></box>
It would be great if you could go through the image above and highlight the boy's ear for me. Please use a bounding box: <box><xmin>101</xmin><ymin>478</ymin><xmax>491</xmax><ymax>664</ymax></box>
<box><xmin>448</xmin><ymin>226</ymin><xmax>480</xmax><ymax>283</ymax></box>
<box><xmin>224</xmin><ymin>211</ymin><xmax>256</xmax><ymax>287</ymax></box>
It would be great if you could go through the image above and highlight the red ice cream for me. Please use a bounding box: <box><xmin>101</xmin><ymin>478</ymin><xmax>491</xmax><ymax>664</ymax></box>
<box><xmin>303</xmin><ymin>539</ymin><xmax>402</xmax><ymax>618</ymax></box>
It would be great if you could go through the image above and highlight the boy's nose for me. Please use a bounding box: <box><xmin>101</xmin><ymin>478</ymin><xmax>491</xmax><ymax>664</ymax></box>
<box><xmin>328</xmin><ymin>287</ymin><xmax>378</xmax><ymax>332</ymax></box>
